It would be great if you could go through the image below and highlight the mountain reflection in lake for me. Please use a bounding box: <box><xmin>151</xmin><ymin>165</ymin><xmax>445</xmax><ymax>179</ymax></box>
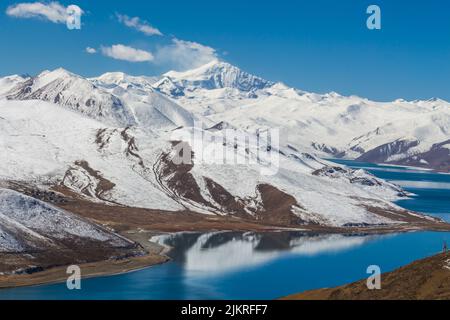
<box><xmin>151</xmin><ymin>231</ymin><xmax>379</xmax><ymax>275</ymax></box>
<box><xmin>0</xmin><ymin>230</ymin><xmax>447</xmax><ymax>299</ymax></box>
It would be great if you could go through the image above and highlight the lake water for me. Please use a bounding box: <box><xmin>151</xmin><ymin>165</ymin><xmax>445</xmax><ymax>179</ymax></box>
<box><xmin>330</xmin><ymin>159</ymin><xmax>450</xmax><ymax>223</ymax></box>
<box><xmin>0</xmin><ymin>160</ymin><xmax>449</xmax><ymax>300</ymax></box>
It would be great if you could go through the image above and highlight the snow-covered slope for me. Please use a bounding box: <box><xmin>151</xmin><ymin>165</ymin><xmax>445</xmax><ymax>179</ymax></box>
<box><xmin>91</xmin><ymin>72</ymin><xmax>158</xmax><ymax>90</ymax></box>
<box><xmin>4</xmin><ymin>68</ymin><xmax>136</xmax><ymax>126</ymax></box>
<box><xmin>205</xmin><ymin>93</ymin><xmax>450</xmax><ymax>159</ymax></box>
<box><xmin>90</xmin><ymin>71</ymin><xmax>197</xmax><ymax>128</ymax></box>
<box><xmin>0</xmin><ymin>75</ymin><xmax>28</xmax><ymax>96</ymax></box>
<box><xmin>0</xmin><ymin>98</ymin><xmax>430</xmax><ymax>228</ymax></box>
<box><xmin>0</xmin><ymin>187</ymin><xmax>142</xmax><ymax>274</ymax></box>
<box><xmin>0</xmin><ymin>100</ymin><xmax>183</xmax><ymax>211</ymax></box>
<box><xmin>0</xmin><ymin>188</ymin><xmax>129</xmax><ymax>250</ymax></box>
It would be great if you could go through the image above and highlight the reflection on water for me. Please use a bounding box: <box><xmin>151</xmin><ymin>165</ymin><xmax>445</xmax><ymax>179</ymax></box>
<box><xmin>0</xmin><ymin>230</ymin><xmax>448</xmax><ymax>300</ymax></box>
<box><xmin>152</xmin><ymin>232</ymin><xmax>380</xmax><ymax>275</ymax></box>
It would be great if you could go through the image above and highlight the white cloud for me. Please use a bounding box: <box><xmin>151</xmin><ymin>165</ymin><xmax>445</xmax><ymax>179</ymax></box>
<box><xmin>116</xmin><ymin>14</ymin><xmax>162</xmax><ymax>36</ymax></box>
<box><xmin>6</xmin><ymin>2</ymin><xmax>83</xmax><ymax>24</ymax></box>
<box><xmin>155</xmin><ymin>38</ymin><xmax>218</xmax><ymax>70</ymax></box>
<box><xmin>101</xmin><ymin>44</ymin><xmax>154</xmax><ymax>62</ymax></box>
<box><xmin>98</xmin><ymin>39</ymin><xmax>218</xmax><ymax>69</ymax></box>
<box><xmin>85</xmin><ymin>47</ymin><xmax>97</xmax><ymax>54</ymax></box>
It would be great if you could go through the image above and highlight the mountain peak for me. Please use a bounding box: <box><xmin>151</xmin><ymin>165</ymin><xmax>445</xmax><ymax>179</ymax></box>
<box><xmin>162</xmin><ymin>59</ymin><xmax>273</xmax><ymax>92</ymax></box>
<box><xmin>40</xmin><ymin>67</ymin><xmax>76</xmax><ymax>78</ymax></box>
<box><xmin>35</xmin><ymin>68</ymin><xmax>82</xmax><ymax>87</ymax></box>
<box><xmin>164</xmin><ymin>59</ymin><xmax>222</xmax><ymax>78</ymax></box>
<box><xmin>92</xmin><ymin>72</ymin><xmax>158</xmax><ymax>89</ymax></box>
<box><xmin>426</xmin><ymin>97</ymin><xmax>446</xmax><ymax>104</ymax></box>
<box><xmin>98</xmin><ymin>71</ymin><xmax>128</xmax><ymax>80</ymax></box>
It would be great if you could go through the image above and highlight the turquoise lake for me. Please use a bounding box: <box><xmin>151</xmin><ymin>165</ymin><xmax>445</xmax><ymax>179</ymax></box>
<box><xmin>1</xmin><ymin>160</ymin><xmax>449</xmax><ymax>300</ymax></box>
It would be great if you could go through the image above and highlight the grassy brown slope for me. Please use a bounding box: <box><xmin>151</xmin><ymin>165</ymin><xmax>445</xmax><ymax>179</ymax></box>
<box><xmin>7</xmin><ymin>181</ymin><xmax>450</xmax><ymax>234</ymax></box>
<box><xmin>283</xmin><ymin>252</ymin><xmax>450</xmax><ymax>300</ymax></box>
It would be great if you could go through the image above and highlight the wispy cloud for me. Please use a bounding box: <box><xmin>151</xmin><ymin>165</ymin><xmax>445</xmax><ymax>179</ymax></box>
<box><xmin>101</xmin><ymin>44</ymin><xmax>154</xmax><ymax>62</ymax></box>
<box><xmin>98</xmin><ymin>39</ymin><xmax>217</xmax><ymax>69</ymax></box>
<box><xmin>85</xmin><ymin>47</ymin><xmax>97</xmax><ymax>54</ymax></box>
<box><xmin>154</xmin><ymin>38</ymin><xmax>218</xmax><ymax>70</ymax></box>
<box><xmin>6</xmin><ymin>2</ymin><xmax>83</xmax><ymax>24</ymax></box>
<box><xmin>116</xmin><ymin>14</ymin><xmax>162</xmax><ymax>36</ymax></box>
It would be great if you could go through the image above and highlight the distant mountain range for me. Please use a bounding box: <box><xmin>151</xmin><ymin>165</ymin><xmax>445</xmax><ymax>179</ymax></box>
<box><xmin>151</xmin><ymin>60</ymin><xmax>450</xmax><ymax>172</ymax></box>
<box><xmin>4</xmin><ymin>60</ymin><xmax>449</xmax><ymax>172</ymax></box>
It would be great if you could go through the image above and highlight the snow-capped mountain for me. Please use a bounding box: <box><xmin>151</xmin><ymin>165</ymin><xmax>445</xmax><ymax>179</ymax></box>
<box><xmin>5</xmin><ymin>68</ymin><xmax>137</xmax><ymax>126</ymax></box>
<box><xmin>150</xmin><ymin>60</ymin><xmax>450</xmax><ymax>172</ymax></box>
<box><xmin>91</xmin><ymin>72</ymin><xmax>158</xmax><ymax>90</ymax></box>
<box><xmin>152</xmin><ymin>60</ymin><xmax>274</xmax><ymax>115</ymax></box>
<box><xmin>0</xmin><ymin>60</ymin><xmax>446</xmax><ymax>249</ymax></box>
<box><xmin>158</xmin><ymin>59</ymin><xmax>273</xmax><ymax>92</ymax></box>
<box><xmin>2</xmin><ymin>68</ymin><xmax>196</xmax><ymax>129</ymax></box>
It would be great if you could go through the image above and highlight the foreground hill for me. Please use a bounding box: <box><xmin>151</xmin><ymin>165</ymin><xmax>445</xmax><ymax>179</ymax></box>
<box><xmin>283</xmin><ymin>251</ymin><xmax>450</xmax><ymax>300</ymax></box>
<box><xmin>0</xmin><ymin>188</ymin><xmax>144</xmax><ymax>275</ymax></box>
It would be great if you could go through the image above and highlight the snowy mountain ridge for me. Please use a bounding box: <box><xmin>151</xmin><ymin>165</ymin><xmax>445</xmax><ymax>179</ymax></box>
<box><xmin>162</xmin><ymin>59</ymin><xmax>274</xmax><ymax>92</ymax></box>
<box><xmin>134</xmin><ymin>60</ymin><xmax>450</xmax><ymax>172</ymax></box>
<box><xmin>1</xmin><ymin>67</ymin><xmax>196</xmax><ymax>129</ymax></box>
<box><xmin>2</xmin><ymin>60</ymin><xmax>449</xmax><ymax>175</ymax></box>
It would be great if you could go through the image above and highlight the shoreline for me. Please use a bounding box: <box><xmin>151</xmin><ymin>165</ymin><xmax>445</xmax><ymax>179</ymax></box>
<box><xmin>326</xmin><ymin>158</ymin><xmax>450</xmax><ymax>174</ymax></box>
<box><xmin>0</xmin><ymin>230</ymin><xmax>171</xmax><ymax>290</ymax></box>
<box><xmin>0</xmin><ymin>252</ymin><xmax>170</xmax><ymax>290</ymax></box>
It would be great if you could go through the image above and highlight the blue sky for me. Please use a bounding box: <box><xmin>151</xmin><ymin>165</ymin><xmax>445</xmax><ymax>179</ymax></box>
<box><xmin>1</xmin><ymin>0</ymin><xmax>450</xmax><ymax>101</ymax></box>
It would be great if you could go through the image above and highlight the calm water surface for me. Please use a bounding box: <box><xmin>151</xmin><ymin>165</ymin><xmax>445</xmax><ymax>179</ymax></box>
<box><xmin>331</xmin><ymin>159</ymin><xmax>450</xmax><ymax>222</ymax></box>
